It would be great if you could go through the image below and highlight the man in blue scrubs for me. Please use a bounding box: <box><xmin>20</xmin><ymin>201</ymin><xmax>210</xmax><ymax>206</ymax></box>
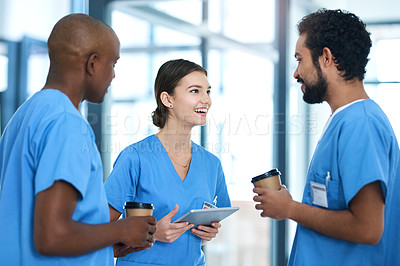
<box><xmin>253</xmin><ymin>9</ymin><xmax>400</xmax><ymax>265</ymax></box>
<box><xmin>0</xmin><ymin>14</ymin><xmax>156</xmax><ymax>265</ymax></box>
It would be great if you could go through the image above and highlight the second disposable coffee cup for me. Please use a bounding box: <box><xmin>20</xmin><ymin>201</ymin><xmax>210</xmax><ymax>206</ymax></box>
<box><xmin>251</xmin><ymin>168</ymin><xmax>282</xmax><ymax>190</ymax></box>
<box><xmin>124</xmin><ymin>202</ymin><xmax>154</xmax><ymax>217</ymax></box>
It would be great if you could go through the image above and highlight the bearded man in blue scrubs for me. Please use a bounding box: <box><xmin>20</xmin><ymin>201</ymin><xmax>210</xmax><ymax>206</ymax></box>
<box><xmin>253</xmin><ymin>9</ymin><xmax>400</xmax><ymax>265</ymax></box>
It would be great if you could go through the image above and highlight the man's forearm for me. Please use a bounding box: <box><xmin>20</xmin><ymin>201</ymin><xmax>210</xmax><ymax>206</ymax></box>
<box><xmin>287</xmin><ymin>181</ymin><xmax>384</xmax><ymax>245</ymax></box>
<box><xmin>288</xmin><ymin>201</ymin><xmax>364</xmax><ymax>242</ymax></box>
<box><xmin>34</xmin><ymin>214</ymin><xmax>129</xmax><ymax>256</ymax></box>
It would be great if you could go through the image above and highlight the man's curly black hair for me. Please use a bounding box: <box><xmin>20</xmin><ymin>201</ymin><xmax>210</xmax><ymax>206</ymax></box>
<box><xmin>297</xmin><ymin>9</ymin><xmax>372</xmax><ymax>81</ymax></box>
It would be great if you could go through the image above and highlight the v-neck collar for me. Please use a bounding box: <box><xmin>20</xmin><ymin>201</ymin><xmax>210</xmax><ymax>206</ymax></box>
<box><xmin>152</xmin><ymin>135</ymin><xmax>194</xmax><ymax>183</ymax></box>
<box><xmin>319</xmin><ymin>99</ymin><xmax>367</xmax><ymax>142</ymax></box>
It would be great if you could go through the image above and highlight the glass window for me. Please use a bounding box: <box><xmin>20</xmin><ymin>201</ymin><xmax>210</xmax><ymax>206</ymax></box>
<box><xmin>0</xmin><ymin>54</ymin><xmax>8</xmax><ymax>93</ymax></box>
<box><xmin>0</xmin><ymin>0</ymin><xmax>70</xmax><ymax>131</ymax></box>
<box><xmin>366</xmin><ymin>83</ymin><xmax>400</xmax><ymax>140</ymax></box>
<box><xmin>209</xmin><ymin>0</ymin><xmax>275</xmax><ymax>43</ymax></box>
<box><xmin>365</xmin><ymin>24</ymin><xmax>400</xmax><ymax>83</ymax></box>
<box><xmin>153</xmin><ymin>25</ymin><xmax>201</xmax><ymax>46</ymax></box>
<box><xmin>366</xmin><ymin>25</ymin><xmax>400</xmax><ymax>140</ymax></box>
<box><xmin>27</xmin><ymin>51</ymin><xmax>48</xmax><ymax>98</ymax></box>
<box><xmin>205</xmin><ymin>49</ymin><xmax>273</xmax><ymax>266</ymax></box>
<box><xmin>207</xmin><ymin>49</ymin><xmax>274</xmax><ymax>192</ymax></box>
<box><xmin>152</xmin><ymin>0</ymin><xmax>203</xmax><ymax>25</ymax></box>
<box><xmin>0</xmin><ymin>42</ymin><xmax>8</xmax><ymax>129</ymax></box>
<box><xmin>375</xmin><ymin>39</ymin><xmax>400</xmax><ymax>82</ymax></box>
<box><xmin>112</xmin><ymin>10</ymin><xmax>151</xmax><ymax>47</ymax></box>
<box><xmin>107</xmin><ymin>100</ymin><xmax>157</xmax><ymax>165</ymax></box>
<box><xmin>112</xmin><ymin>53</ymin><xmax>151</xmax><ymax>101</ymax></box>
<box><xmin>152</xmin><ymin>52</ymin><xmax>202</xmax><ymax>73</ymax></box>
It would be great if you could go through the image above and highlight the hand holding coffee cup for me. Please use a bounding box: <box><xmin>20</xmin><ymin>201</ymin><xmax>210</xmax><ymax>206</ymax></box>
<box><xmin>251</xmin><ymin>168</ymin><xmax>282</xmax><ymax>191</ymax></box>
<box><xmin>115</xmin><ymin>202</ymin><xmax>156</xmax><ymax>257</ymax></box>
<box><xmin>124</xmin><ymin>202</ymin><xmax>154</xmax><ymax>217</ymax></box>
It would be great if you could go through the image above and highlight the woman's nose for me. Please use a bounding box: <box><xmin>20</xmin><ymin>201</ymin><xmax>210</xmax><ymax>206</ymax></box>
<box><xmin>201</xmin><ymin>92</ymin><xmax>211</xmax><ymax>108</ymax></box>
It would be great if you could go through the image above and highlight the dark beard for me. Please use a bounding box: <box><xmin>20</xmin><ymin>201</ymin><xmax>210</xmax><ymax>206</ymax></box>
<box><xmin>301</xmin><ymin>64</ymin><xmax>327</xmax><ymax>104</ymax></box>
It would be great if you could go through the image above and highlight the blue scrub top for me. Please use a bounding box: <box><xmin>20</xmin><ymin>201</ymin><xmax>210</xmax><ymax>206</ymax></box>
<box><xmin>105</xmin><ymin>135</ymin><xmax>231</xmax><ymax>266</ymax></box>
<box><xmin>289</xmin><ymin>100</ymin><xmax>400</xmax><ymax>265</ymax></box>
<box><xmin>0</xmin><ymin>90</ymin><xmax>113</xmax><ymax>266</ymax></box>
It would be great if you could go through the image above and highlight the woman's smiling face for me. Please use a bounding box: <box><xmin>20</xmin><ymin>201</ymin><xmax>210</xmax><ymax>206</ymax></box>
<box><xmin>169</xmin><ymin>70</ymin><xmax>212</xmax><ymax>127</ymax></box>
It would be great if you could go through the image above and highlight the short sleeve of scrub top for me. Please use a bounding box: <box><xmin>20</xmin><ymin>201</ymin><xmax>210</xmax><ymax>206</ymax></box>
<box><xmin>213</xmin><ymin>160</ymin><xmax>231</xmax><ymax>208</ymax></box>
<box><xmin>337</xmin><ymin>112</ymin><xmax>390</xmax><ymax>205</ymax></box>
<box><xmin>34</xmin><ymin>112</ymin><xmax>94</xmax><ymax>199</ymax></box>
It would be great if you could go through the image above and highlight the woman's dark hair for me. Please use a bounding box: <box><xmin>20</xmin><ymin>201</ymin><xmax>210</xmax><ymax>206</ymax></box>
<box><xmin>297</xmin><ymin>9</ymin><xmax>372</xmax><ymax>81</ymax></box>
<box><xmin>151</xmin><ymin>59</ymin><xmax>207</xmax><ymax>128</ymax></box>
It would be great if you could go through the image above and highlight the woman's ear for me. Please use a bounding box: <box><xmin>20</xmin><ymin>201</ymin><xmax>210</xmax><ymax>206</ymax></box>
<box><xmin>160</xmin><ymin>91</ymin><xmax>173</xmax><ymax>108</ymax></box>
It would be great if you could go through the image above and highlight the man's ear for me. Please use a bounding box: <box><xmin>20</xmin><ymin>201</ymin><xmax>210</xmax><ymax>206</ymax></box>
<box><xmin>86</xmin><ymin>53</ymin><xmax>98</xmax><ymax>76</ymax></box>
<box><xmin>160</xmin><ymin>91</ymin><xmax>173</xmax><ymax>108</ymax></box>
<box><xmin>320</xmin><ymin>47</ymin><xmax>334</xmax><ymax>67</ymax></box>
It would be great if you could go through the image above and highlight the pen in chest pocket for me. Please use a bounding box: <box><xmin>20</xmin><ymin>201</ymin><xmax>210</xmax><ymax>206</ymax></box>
<box><xmin>325</xmin><ymin>172</ymin><xmax>331</xmax><ymax>190</ymax></box>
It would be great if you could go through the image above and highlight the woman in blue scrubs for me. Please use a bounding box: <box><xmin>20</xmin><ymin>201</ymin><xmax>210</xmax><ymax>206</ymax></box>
<box><xmin>105</xmin><ymin>59</ymin><xmax>231</xmax><ymax>265</ymax></box>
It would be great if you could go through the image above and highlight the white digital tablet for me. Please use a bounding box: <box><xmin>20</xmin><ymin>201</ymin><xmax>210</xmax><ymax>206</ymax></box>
<box><xmin>174</xmin><ymin>207</ymin><xmax>239</xmax><ymax>227</ymax></box>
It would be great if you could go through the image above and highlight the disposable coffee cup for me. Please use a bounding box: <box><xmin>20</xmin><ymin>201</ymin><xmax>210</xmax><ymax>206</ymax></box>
<box><xmin>251</xmin><ymin>168</ymin><xmax>282</xmax><ymax>190</ymax></box>
<box><xmin>124</xmin><ymin>202</ymin><xmax>154</xmax><ymax>217</ymax></box>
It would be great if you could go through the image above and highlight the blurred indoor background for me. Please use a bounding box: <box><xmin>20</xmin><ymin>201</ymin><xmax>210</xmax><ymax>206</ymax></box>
<box><xmin>1</xmin><ymin>0</ymin><xmax>399</xmax><ymax>265</ymax></box>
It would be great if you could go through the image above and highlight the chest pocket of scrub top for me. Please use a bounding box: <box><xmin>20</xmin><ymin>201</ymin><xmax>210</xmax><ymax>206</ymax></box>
<box><xmin>306</xmin><ymin>171</ymin><xmax>343</xmax><ymax>209</ymax></box>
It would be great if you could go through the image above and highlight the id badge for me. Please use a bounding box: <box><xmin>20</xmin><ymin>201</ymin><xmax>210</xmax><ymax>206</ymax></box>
<box><xmin>202</xmin><ymin>201</ymin><xmax>217</xmax><ymax>209</ymax></box>
<box><xmin>310</xmin><ymin>181</ymin><xmax>328</xmax><ymax>208</ymax></box>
